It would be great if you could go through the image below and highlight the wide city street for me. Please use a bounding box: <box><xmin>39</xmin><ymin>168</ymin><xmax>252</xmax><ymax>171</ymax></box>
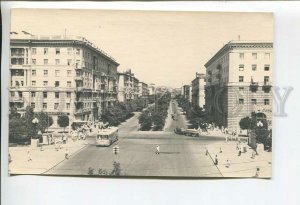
<box><xmin>45</xmin><ymin>101</ymin><xmax>223</xmax><ymax>177</ymax></box>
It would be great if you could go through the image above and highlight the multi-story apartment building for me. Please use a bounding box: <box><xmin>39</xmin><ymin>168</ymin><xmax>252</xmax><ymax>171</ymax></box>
<box><xmin>138</xmin><ymin>82</ymin><xmax>149</xmax><ymax>97</ymax></box>
<box><xmin>117</xmin><ymin>69</ymin><xmax>135</xmax><ymax>102</ymax></box>
<box><xmin>132</xmin><ymin>76</ymin><xmax>140</xmax><ymax>100</ymax></box>
<box><xmin>9</xmin><ymin>32</ymin><xmax>119</xmax><ymax>127</ymax></box>
<box><xmin>191</xmin><ymin>72</ymin><xmax>206</xmax><ymax>108</ymax></box>
<box><xmin>148</xmin><ymin>83</ymin><xmax>156</xmax><ymax>96</ymax></box>
<box><xmin>204</xmin><ymin>40</ymin><xmax>273</xmax><ymax>131</ymax></box>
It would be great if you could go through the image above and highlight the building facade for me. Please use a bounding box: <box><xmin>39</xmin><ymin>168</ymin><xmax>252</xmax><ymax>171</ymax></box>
<box><xmin>191</xmin><ymin>72</ymin><xmax>206</xmax><ymax>108</ymax></box>
<box><xmin>9</xmin><ymin>32</ymin><xmax>119</xmax><ymax>127</ymax></box>
<box><xmin>182</xmin><ymin>85</ymin><xmax>191</xmax><ymax>102</ymax></box>
<box><xmin>205</xmin><ymin>40</ymin><xmax>273</xmax><ymax>131</ymax></box>
<box><xmin>117</xmin><ymin>69</ymin><xmax>135</xmax><ymax>102</ymax></box>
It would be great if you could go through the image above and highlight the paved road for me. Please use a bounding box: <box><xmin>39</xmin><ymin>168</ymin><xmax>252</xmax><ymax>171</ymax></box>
<box><xmin>46</xmin><ymin>101</ymin><xmax>223</xmax><ymax>177</ymax></box>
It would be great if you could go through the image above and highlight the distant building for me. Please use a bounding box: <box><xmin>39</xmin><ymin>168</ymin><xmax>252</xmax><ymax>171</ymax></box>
<box><xmin>9</xmin><ymin>31</ymin><xmax>119</xmax><ymax>127</ymax></box>
<box><xmin>191</xmin><ymin>72</ymin><xmax>206</xmax><ymax>108</ymax></box>
<box><xmin>182</xmin><ymin>85</ymin><xmax>191</xmax><ymax>102</ymax></box>
<box><xmin>148</xmin><ymin>83</ymin><xmax>156</xmax><ymax>96</ymax></box>
<box><xmin>117</xmin><ymin>69</ymin><xmax>134</xmax><ymax>102</ymax></box>
<box><xmin>205</xmin><ymin>40</ymin><xmax>273</xmax><ymax>131</ymax></box>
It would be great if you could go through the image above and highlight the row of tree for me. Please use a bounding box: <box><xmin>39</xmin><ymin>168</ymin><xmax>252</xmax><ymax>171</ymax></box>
<box><xmin>138</xmin><ymin>93</ymin><xmax>171</xmax><ymax>131</ymax></box>
<box><xmin>101</xmin><ymin>98</ymin><xmax>147</xmax><ymax>127</ymax></box>
<box><xmin>9</xmin><ymin>106</ymin><xmax>70</xmax><ymax>144</ymax></box>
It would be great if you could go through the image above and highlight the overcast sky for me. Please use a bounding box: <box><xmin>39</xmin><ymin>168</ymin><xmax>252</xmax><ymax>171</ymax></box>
<box><xmin>11</xmin><ymin>9</ymin><xmax>273</xmax><ymax>88</ymax></box>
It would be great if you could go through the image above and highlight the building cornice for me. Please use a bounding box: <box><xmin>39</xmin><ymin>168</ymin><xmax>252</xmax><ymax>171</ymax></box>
<box><xmin>10</xmin><ymin>38</ymin><xmax>119</xmax><ymax>66</ymax></box>
<box><xmin>205</xmin><ymin>41</ymin><xmax>273</xmax><ymax>68</ymax></box>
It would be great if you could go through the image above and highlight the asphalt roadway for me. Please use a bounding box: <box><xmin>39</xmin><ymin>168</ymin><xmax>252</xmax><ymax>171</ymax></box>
<box><xmin>45</xmin><ymin>100</ymin><xmax>223</xmax><ymax>177</ymax></box>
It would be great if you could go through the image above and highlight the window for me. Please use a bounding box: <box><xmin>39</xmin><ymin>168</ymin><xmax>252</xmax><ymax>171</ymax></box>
<box><xmin>55</xmin><ymin>48</ymin><xmax>60</xmax><ymax>55</ymax></box>
<box><xmin>265</xmin><ymin>53</ymin><xmax>270</xmax><ymax>59</ymax></box>
<box><xmin>43</xmin><ymin>103</ymin><xmax>47</xmax><ymax>109</ymax></box>
<box><xmin>67</xmin><ymin>70</ymin><xmax>72</xmax><ymax>77</ymax></box>
<box><xmin>55</xmin><ymin>81</ymin><xmax>60</xmax><ymax>87</ymax></box>
<box><xmin>20</xmin><ymin>81</ymin><xmax>24</xmax><ymax>86</ymax></box>
<box><xmin>43</xmin><ymin>92</ymin><xmax>47</xmax><ymax>98</ymax></box>
<box><xmin>67</xmin><ymin>81</ymin><xmax>71</xmax><ymax>87</ymax></box>
<box><xmin>251</xmin><ymin>99</ymin><xmax>257</xmax><ymax>105</ymax></box>
<box><xmin>239</xmin><ymin>76</ymin><xmax>244</xmax><ymax>82</ymax></box>
<box><xmin>67</xmin><ymin>47</ymin><xmax>72</xmax><ymax>55</ymax></box>
<box><xmin>55</xmin><ymin>70</ymin><xmax>60</xmax><ymax>77</ymax></box>
<box><xmin>44</xmin><ymin>70</ymin><xmax>48</xmax><ymax>76</ymax></box>
<box><xmin>239</xmin><ymin>99</ymin><xmax>244</xmax><ymax>104</ymax></box>
<box><xmin>44</xmin><ymin>59</ymin><xmax>48</xmax><ymax>65</ymax></box>
<box><xmin>264</xmin><ymin>99</ymin><xmax>270</xmax><ymax>105</ymax></box>
<box><xmin>31</xmin><ymin>92</ymin><xmax>36</xmax><ymax>97</ymax></box>
<box><xmin>264</xmin><ymin>64</ymin><xmax>270</xmax><ymax>71</ymax></box>
<box><xmin>55</xmin><ymin>92</ymin><xmax>59</xmax><ymax>99</ymax></box>
<box><xmin>44</xmin><ymin>48</ymin><xmax>48</xmax><ymax>55</ymax></box>
<box><xmin>264</xmin><ymin>76</ymin><xmax>270</xmax><ymax>84</ymax></box>
<box><xmin>76</xmin><ymin>48</ymin><xmax>80</xmax><ymax>55</ymax></box>
<box><xmin>239</xmin><ymin>87</ymin><xmax>244</xmax><ymax>92</ymax></box>
<box><xmin>32</xmin><ymin>59</ymin><xmax>36</xmax><ymax>65</ymax></box>
<box><xmin>239</xmin><ymin>64</ymin><xmax>244</xmax><ymax>71</ymax></box>
<box><xmin>66</xmin><ymin>103</ymin><xmax>70</xmax><ymax>110</ymax></box>
<box><xmin>32</xmin><ymin>48</ymin><xmax>36</xmax><ymax>55</ymax></box>
<box><xmin>239</xmin><ymin>53</ymin><xmax>244</xmax><ymax>59</ymax></box>
<box><xmin>66</xmin><ymin>92</ymin><xmax>71</xmax><ymax>98</ymax></box>
<box><xmin>31</xmin><ymin>103</ymin><xmax>35</xmax><ymax>109</ymax></box>
<box><xmin>43</xmin><ymin>81</ymin><xmax>48</xmax><ymax>86</ymax></box>
<box><xmin>32</xmin><ymin>70</ymin><xmax>36</xmax><ymax>76</ymax></box>
<box><xmin>67</xmin><ymin>59</ymin><xmax>72</xmax><ymax>66</ymax></box>
<box><xmin>31</xmin><ymin>81</ymin><xmax>36</xmax><ymax>86</ymax></box>
<box><xmin>252</xmin><ymin>64</ymin><xmax>257</xmax><ymax>71</ymax></box>
<box><xmin>54</xmin><ymin>103</ymin><xmax>59</xmax><ymax>110</ymax></box>
<box><xmin>11</xmin><ymin>92</ymin><xmax>15</xmax><ymax>97</ymax></box>
<box><xmin>18</xmin><ymin>91</ymin><xmax>22</xmax><ymax>98</ymax></box>
<box><xmin>55</xmin><ymin>59</ymin><xmax>60</xmax><ymax>65</ymax></box>
<box><xmin>252</xmin><ymin>53</ymin><xmax>257</xmax><ymax>59</ymax></box>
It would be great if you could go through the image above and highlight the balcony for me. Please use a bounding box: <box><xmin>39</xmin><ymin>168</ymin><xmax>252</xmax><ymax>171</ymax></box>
<box><xmin>74</xmin><ymin>108</ymin><xmax>92</xmax><ymax>115</ymax></box>
<box><xmin>250</xmin><ymin>82</ymin><xmax>259</xmax><ymax>92</ymax></box>
<box><xmin>76</xmin><ymin>87</ymin><xmax>84</xmax><ymax>92</ymax></box>
<box><xmin>9</xmin><ymin>96</ymin><xmax>24</xmax><ymax>102</ymax></box>
<box><xmin>75</xmin><ymin>76</ymin><xmax>83</xmax><ymax>81</ymax></box>
<box><xmin>262</xmin><ymin>82</ymin><xmax>272</xmax><ymax>92</ymax></box>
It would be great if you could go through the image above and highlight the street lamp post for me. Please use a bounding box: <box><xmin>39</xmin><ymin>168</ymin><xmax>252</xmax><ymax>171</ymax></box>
<box><xmin>31</xmin><ymin>117</ymin><xmax>39</xmax><ymax>147</ymax></box>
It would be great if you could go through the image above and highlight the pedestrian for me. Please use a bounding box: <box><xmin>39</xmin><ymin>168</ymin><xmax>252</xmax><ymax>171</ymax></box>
<box><xmin>27</xmin><ymin>150</ymin><xmax>32</xmax><ymax>162</ymax></box>
<box><xmin>219</xmin><ymin>146</ymin><xmax>223</xmax><ymax>153</ymax></box>
<box><xmin>214</xmin><ymin>155</ymin><xmax>218</xmax><ymax>165</ymax></box>
<box><xmin>236</xmin><ymin>142</ymin><xmax>239</xmax><ymax>150</ymax></box>
<box><xmin>255</xmin><ymin>167</ymin><xmax>260</xmax><ymax>178</ymax></box>
<box><xmin>63</xmin><ymin>133</ymin><xmax>67</xmax><ymax>144</ymax></box>
<box><xmin>238</xmin><ymin>147</ymin><xmax>242</xmax><ymax>156</ymax></box>
<box><xmin>155</xmin><ymin>145</ymin><xmax>160</xmax><ymax>155</ymax></box>
<box><xmin>226</xmin><ymin>159</ymin><xmax>231</xmax><ymax>168</ymax></box>
<box><xmin>205</xmin><ymin>146</ymin><xmax>208</xmax><ymax>156</ymax></box>
<box><xmin>65</xmin><ymin>148</ymin><xmax>69</xmax><ymax>159</ymax></box>
<box><xmin>251</xmin><ymin>151</ymin><xmax>256</xmax><ymax>159</ymax></box>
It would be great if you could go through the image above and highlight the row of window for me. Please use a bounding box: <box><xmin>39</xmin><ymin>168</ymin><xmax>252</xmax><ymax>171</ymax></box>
<box><xmin>238</xmin><ymin>64</ymin><xmax>270</xmax><ymax>71</ymax></box>
<box><xmin>31</xmin><ymin>102</ymin><xmax>71</xmax><ymax>110</ymax></box>
<box><xmin>12</xmin><ymin>91</ymin><xmax>72</xmax><ymax>99</ymax></box>
<box><xmin>31</xmin><ymin>47</ymin><xmax>80</xmax><ymax>55</ymax></box>
<box><xmin>32</xmin><ymin>58</ymin><xmax>74</xmax><ymax>66</ymax></box>
<box><xmin>238</xmin><ymin>76</ymin><xmax>270</xmax><ymax>83</ymax></box>
<box><xmin>238</xmin><ymin>98</ymin><xmax>270</xmax><ymax>105</ymax></box>
<box><xmin>239</xmin><ymin>52</ymin><xmax>271</xmax><ymax>60</ymax></box>
<box><xmin>31</xmin><ymin>80</ymin><xmax>72</xmax><ymax>87</ymax></box>
<box><xmin>32</xmin><ymin>69</ymin><xmax>72</xmax><ymax>77</ymax></box>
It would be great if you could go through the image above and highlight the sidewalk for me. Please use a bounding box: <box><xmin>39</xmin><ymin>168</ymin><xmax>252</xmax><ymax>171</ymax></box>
<box><xmin>206</xmin><ymin>141</ymin><xmax>272</xmax><ymax>178</ymax></box>
<box><xmin>8</xmin><ymin>139</ymin><xmax>88</xmax><ymax>175</ymax></box>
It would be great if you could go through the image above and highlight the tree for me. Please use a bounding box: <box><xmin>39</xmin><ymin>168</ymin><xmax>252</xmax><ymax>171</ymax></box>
<box><xmin>239</xmin><ymin>116</ymin><xmax>252</xmax><ymax>130</ymax></box>
<box><xmin>36</xmin><ymin>112</ymin><xmax>53</xmax><ymax>132</ymax></box>
<box><xmin>23</xmin><ymin>106</ymin><xmax>36</xmax><ymax>138</ymax></box>
<box><xmin>57</xmin><ymin>115</ymin><xmax>69</xmax><ymax>131</ymax></box>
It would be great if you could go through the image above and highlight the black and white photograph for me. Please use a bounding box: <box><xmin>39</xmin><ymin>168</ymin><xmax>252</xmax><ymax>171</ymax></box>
<box><xmin>8</xmin><ymin>9</ymin><xmax>273</xmax><ymax>178</ymax></box>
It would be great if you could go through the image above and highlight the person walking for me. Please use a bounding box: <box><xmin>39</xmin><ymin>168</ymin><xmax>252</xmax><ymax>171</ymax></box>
<box><xmin>155</xmin><ymin>145</ymin><xmax>160</xmax><ymax>155</ymax></box>
<box><xmin>65</xmin><ymin>148</ymin><xmax>69</xmax><ymax>159</ymax></box>
<box><xmin>214</xmin><ymin>155</ymin><xmax>218</xmax><ymax>165</ymax></box>
<box><xmin>238</xmin><ymin>147</ymin><xmax>242</xmax><ymax>156</ymax></box>
<box><xmin>255</xmin><ymin>167</ymin><xmax>260</xmax><ymax>178</ymax></box>
<box><xmin>27</xmin><ymin>150</ymin><xmax>32</xmax><ymax>162</ymax></box>
<box><xmin>219</xmin><ymin>146</ymin><xmax>223</xmax><ymax>153</ymax></box>
<box><xmin>205</xmin><ymin>146</ymin><xmax>208</xmax><ymax>156</ymax></box>
<box><xmin>226</xmin><ymin>159</ymin><xmax>231</xmax><ymax>168</ymax></box>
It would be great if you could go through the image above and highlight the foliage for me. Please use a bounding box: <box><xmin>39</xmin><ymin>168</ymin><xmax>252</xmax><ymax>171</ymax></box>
<box><xmin>57</xmin><ymin>115</ymin><xmax>69</xmax><ymax>131</ymax></box>
<box><xmin>239</xmin><ymin>116</ymin><xmax>253</xmax><ymax>130</ymax></box>
<box><xmin>35</xmin><ymin>112</ymin><xmax>54</xmax><ymax>133</ymax></box>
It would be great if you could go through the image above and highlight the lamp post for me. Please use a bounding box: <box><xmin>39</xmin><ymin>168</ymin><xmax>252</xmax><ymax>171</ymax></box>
<box><xmin>31</xmin><ymin>117</ymin><xmax>39</xmax><ymax>147</ymax></box>
<box><xmin>32</xmin><ymin>117</ymin><xmax>39</xmax><ymax>138</ymax></box>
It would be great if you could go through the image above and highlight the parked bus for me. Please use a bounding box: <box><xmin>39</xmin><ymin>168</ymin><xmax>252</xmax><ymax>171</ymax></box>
<box><xmin>95</xmin><ymin>127</ymin><xmax>119</xmax><ymax>146</ymax></box>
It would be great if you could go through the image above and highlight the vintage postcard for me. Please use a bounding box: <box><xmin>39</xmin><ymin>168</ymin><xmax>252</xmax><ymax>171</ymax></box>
<box><xmin>8</xmin><ymin>9</ymin><xmax>273</xmax><ymax>178</ymax></box>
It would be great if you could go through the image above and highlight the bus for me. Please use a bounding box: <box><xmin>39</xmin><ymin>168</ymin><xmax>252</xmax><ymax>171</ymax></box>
<box><xmin>95</xmin><ymin>127</ymin><xmax>119</xmax><ymax>146</ymax></box>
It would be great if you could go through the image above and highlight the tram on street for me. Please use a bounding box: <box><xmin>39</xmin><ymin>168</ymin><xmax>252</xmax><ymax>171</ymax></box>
<box><xmin>95</xmin><ymin>126</ymin><xmax>119</xmax><ymax>146</ymax></box>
